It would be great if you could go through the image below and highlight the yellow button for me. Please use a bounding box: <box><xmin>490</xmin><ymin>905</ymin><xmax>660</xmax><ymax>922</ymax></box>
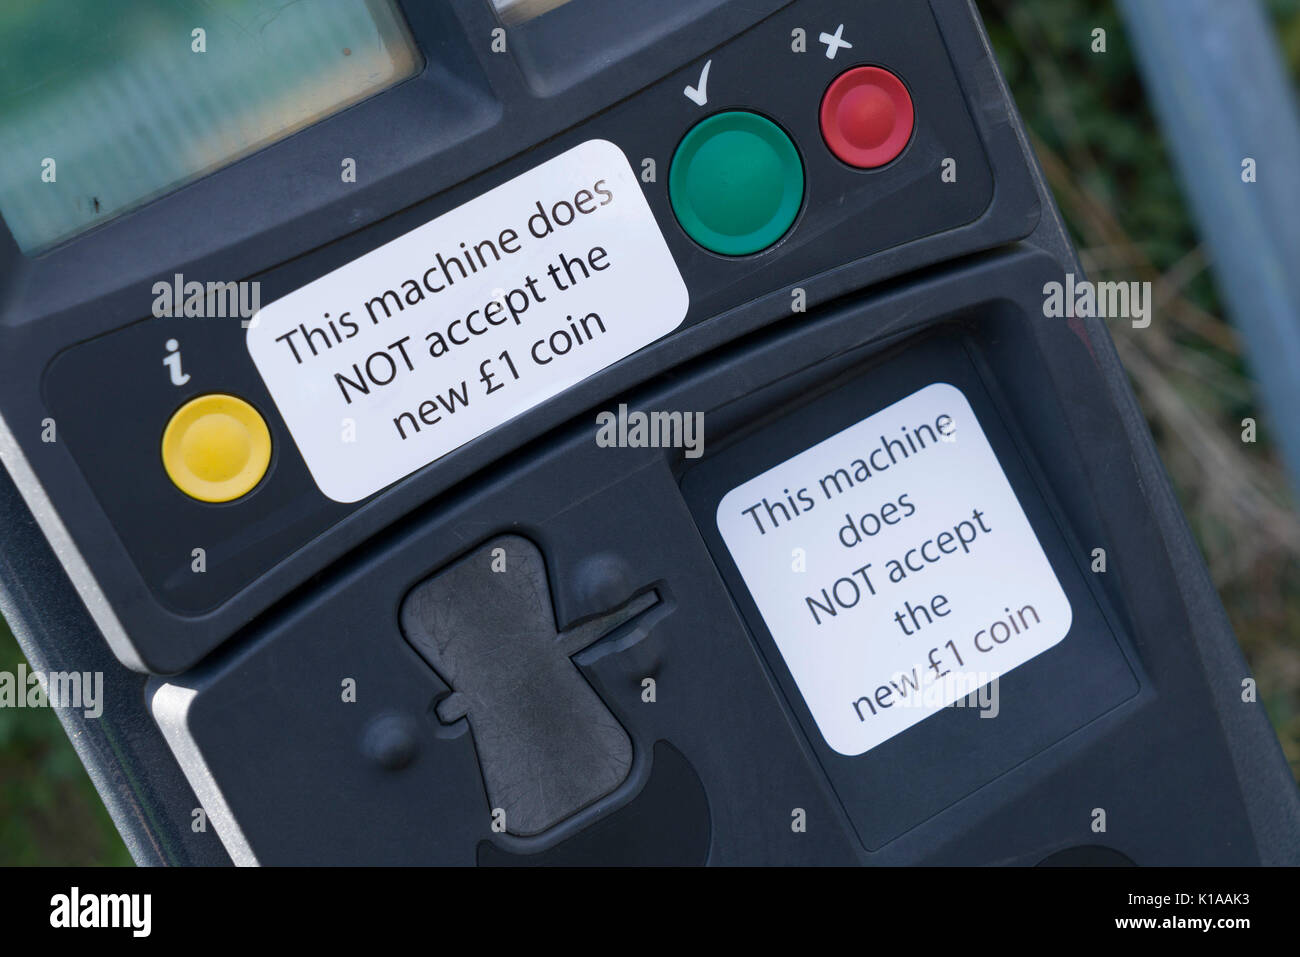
<box><xmin>162</xmin><ymin>394</ymin><xmax>271</xmax><ymax>502</ymax></box>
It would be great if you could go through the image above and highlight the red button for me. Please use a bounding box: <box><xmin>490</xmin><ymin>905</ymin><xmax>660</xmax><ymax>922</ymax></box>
<box><xmin>820</xmin><ymin>66</ymin><xmax>914</xmax><ymax>168</ymax></box>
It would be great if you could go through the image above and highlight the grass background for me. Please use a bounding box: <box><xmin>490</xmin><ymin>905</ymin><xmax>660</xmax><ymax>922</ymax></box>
<box><xmin>1</xmin><ymin>0</ymin><xmax>1298</xmax><ymax>864</ymax></box>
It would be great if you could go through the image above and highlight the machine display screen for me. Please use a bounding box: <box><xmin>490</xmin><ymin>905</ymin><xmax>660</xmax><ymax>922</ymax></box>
<box><xmin>0</xmin><ymin>0</ymin><xmax>420</xmax><ymax>253</ymax></box>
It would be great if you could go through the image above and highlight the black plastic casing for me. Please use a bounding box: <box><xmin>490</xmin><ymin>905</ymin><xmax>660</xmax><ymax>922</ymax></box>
<box><xmin>0</xmin><ymin>0</ymin><xmax>1295</xmax><ymax>864</ymax></box>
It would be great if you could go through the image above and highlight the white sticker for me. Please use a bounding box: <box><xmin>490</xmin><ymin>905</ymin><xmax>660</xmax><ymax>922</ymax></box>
<box><xmin>247</xmin><ymin>140</ymin><xmax>689</xmax><ymax>502</ymax></box>
<box><xmin>716</xmin><ymin>383</ymin><xmax>1072</xmax><ymax>756</ymax></box>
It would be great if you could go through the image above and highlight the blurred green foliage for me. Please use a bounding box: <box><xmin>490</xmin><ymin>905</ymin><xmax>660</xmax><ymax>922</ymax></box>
<box><xmin>984</xmin><ymin>0</ymin><xmax>1300</xmax><ymax>782</ymax></box>
<box><xmin>0</xmin><ymin>0</ymin><xmax>1297</xmax><ymax>865</ymax></box>
<box><xmin>0</xmin><ymin>619</ymin><xmax>130</xmax><ymax>864</ymax></box>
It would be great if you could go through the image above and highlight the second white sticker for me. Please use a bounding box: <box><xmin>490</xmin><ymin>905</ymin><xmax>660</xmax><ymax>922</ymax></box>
<box><xmin>716</xmin><ymin>383</ymin><xmax>1073</xmax><ymax>756</ymax></box>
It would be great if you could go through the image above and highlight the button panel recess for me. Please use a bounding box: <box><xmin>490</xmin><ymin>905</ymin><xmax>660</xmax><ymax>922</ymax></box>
<box><xmin>820</xmin><ymin>65</ymin><xmax>915</xmax><ymax>169</ymax></box>
<box><xmin>669</xmin><ymin>111</ymin><xmax>805</xmax><ymax>256</ymax></box>
<box><xmin>161</xmin><ymin>74</ymin><xmax>920</xmax><ymax>506</ymax></box>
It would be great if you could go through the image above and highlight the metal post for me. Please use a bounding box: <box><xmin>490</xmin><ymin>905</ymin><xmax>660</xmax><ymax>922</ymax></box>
<box><xmin>1117</xmin><ymin>0</ymin><xmax>1300</xmax><ymax>498</ymax></box>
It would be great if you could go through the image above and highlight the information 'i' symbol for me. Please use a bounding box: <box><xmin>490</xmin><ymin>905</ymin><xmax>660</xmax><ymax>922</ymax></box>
<box><xmin>163</xmin><ymin>339</ymin><xmax>190</xmax><ymax>386</ymax></box>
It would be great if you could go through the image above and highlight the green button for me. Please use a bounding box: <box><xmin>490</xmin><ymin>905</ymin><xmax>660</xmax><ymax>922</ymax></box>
<box><xmin>669</xmin><ymin>111</ymin><xmax>804</xmax><ymax>256</ymax></box>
